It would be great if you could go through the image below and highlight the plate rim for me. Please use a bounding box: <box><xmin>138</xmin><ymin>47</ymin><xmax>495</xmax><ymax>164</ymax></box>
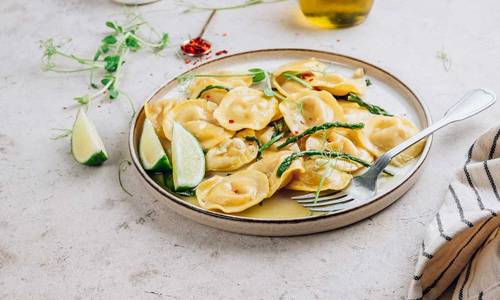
<box><xmin>128</xmin><ymin>48</ymin><xmax>433</xmax><ymax>224</ymax></box>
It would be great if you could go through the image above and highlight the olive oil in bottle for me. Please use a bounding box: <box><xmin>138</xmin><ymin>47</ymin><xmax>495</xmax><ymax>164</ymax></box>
<box><xmin>299</xmin><ymin>0</ymin><xmax>374</xmax><ymax>29</ymax></box>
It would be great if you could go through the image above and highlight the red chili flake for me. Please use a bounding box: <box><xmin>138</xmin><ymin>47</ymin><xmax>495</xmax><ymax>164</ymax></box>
<box><xmin>215</xmin><ymin>50</ymin><xmax>228</xmax><ymax>56</ymax></box>
<box><xmin>299</xmin><ymin>72</ymin><xmax>314</xmax><ymax>79</ymax></box>
<box><xmin>313</xmin><ymin>87</ymin><xmax>321</xmax><ymax>91</ymax></box>
<box><xmin>327</xmin><ymin>139</ymin><xmax>332</xmax><ymax>142</ymax></box>
<box><xmin>206</xmin><ymin>95</ymin><xmax>211</xmax><ymax>99</ymax></box>
<box><xmin>184</xmin><ymin>58</ymin><xmax>191</xmax><ymax>64</ymax></box>
<box><xmin>229</xmin><ymin>119</ymin><xmax>235</xmax><ymax>124</ymax></box>
<box><xmin>180</xmin><ymin>37</ymin><xmax>212</xmax><ymax>56</ymax></box>
<box><xmin>294</xmin><ymin>131</ymin><xmax>299</xmax><ymax>134</ymax></box>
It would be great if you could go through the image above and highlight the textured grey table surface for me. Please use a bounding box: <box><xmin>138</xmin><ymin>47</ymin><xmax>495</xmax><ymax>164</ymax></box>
<box><xmin>1</xmin><ymin>1</ymin><xmax>499</xmax><ymax>299</ymax></box>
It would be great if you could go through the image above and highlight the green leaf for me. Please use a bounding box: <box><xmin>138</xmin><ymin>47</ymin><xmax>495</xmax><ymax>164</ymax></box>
<box><xmin>102</xmin><ymin>35</ymin><xmax>117</xmax><ymax>45</ymax></box>
<box><xmin>156</xmin><ymin>33</ymin><xmax>169</xmax><ymax>51</ymax></box>
<box><xmin>103</xmin><ymin>55</ymin><xmax>120</xmax><ymax>72</ymax></box>
<box><xmin>125</xmin><ymin>35</ymin><xmax>140</xmax><ymax>51</ymax></box>
<box><xmin>93</xmin><ymin>49</ymin><xmax>102</xmax><ymax>61</ymax></box>
<box><xmin>90</xmin><ymin>83</ymin><xmax>99</xmax><ymax>89</ymax></box>
<box><xmin>108</xmin><ymin>86</ymin><xmax>119</xmax><ymax>99</ymax></box>
<box><xmin>100</xmin><ymin>43</ymin><xmax>110</xmax><ymax>54</ymax></box>
<box><xmin>105</xmin><ymin>21</ymin><xmax>123</xmax><ymax>33</ymax></box>
<box><xmin>248</xmin><ymin>68</ymin><xmax>266</xmax><ymax>83</ymax></box>
<box><xmin>74</xmin><ymin>95</ymin><xmax>90</xmax><ymax>105</ymax></box>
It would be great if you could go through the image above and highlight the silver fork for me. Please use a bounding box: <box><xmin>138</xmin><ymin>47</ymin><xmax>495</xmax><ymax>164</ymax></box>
<box><xmin>293</xmin><ymin>88</ymin><xmax>497</xmax><ymax>213</ymax></box>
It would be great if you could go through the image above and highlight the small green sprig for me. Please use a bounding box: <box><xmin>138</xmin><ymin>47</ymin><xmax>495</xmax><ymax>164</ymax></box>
<box><xmin>345</xmin><ymin>93</ymin><xmax>393</xmax><ymax>116</ymax></box>
<box><xmin>277</xmin><ymin>122</ymin><xmax>364</xmax><ymax>149</ymax></box>
<box><xmin>177</xmin><ymin>68</ymin><xmax>277</xmax><ymax>98</ymax></box>
<box><xmin>281</xmin><ymin>71</ymin><xmax>313</xmax><ymax>89</ymax></box>
<box><xmin>40</xmin><ymin>13</ymin><xmax>169</xmax><ymax>108</ymax></box>
<box><xmin>196</xmin><ymin>85</ymin><xmax>231</xmax><ymax>98</ymax></box>
<box><xmin>259</xmin><ymin>131</ymin><xmax>286</xmax><ymax>156</ymax></box>
<box><xmin>276</xmin><ymin>150</ymin><xmax>394</xmax><ymax>177</ymax></box>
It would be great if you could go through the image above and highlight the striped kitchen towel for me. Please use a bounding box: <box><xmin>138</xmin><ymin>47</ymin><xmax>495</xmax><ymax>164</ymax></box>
<box><xmin>408</xmin><ymin>125</ymin><xmax>500</xmax><ymax>300</ymax></box>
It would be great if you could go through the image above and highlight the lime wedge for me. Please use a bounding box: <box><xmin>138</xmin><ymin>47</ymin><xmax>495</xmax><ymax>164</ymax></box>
<box><xmin>140</xmin><ymin>119</ymin><xmax>171</xmax><ymax>172</ymax></box>
<box><xmin>71</xmin><ymin>109</ymin><xmax>108</xmax><ymax>166</ymax></box>
<box><xmin>172</xmin><ymin>122</ymin><xmax>205</xmax><ymax>191</ymax></box>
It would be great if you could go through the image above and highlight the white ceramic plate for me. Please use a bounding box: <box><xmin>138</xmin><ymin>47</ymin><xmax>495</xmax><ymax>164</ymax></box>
<box><xmin>129</xmin><ymin>49</ymin><xmax>432</xmax><ymax>236</ymax></box>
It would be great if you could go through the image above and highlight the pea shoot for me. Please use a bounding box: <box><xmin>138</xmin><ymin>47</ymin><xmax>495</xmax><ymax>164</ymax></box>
<box><xmin>40</xmin><ymin>13</ymin><xmax>169</xmax><ymax>111</ymax></box>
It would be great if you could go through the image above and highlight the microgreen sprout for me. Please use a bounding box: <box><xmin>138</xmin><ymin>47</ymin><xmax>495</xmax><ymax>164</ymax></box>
<box><xmin>281</xmin><ymin>71</ymin><xmax>313</xmax><ymax>89</ymax></box>
<box><xmin>436</xmin><ymin>49</ymin><xmax>451</xmax><ymax>72</ymax></box>
<box><xmin>40</xmin><ymin>13</ymin><xmax>169</xmax><ymax>110</ymax></box>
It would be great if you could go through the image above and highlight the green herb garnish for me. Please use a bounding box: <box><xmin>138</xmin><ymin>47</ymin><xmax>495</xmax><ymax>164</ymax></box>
<box><xmin>277</xmin><ymin>122</ymin><xmax>364</xmax><ymax>149</ymax></box>
<box><xmin>178</xmin><ymin>68</ymin><xmax>277</xmax><ymax>98</ymax></box>
<box><xmin>365</xmin><ymin>78</ymin><xmax>372</xmax><ymax>86</ymax></box>
<box><xmin>345</xmin><ymin>93</ymin><xmax>393</xmax><ymax>116</ymax></box>
<box><xmin>41</xmin><ymin>13</ymin><xmax>169</xmax><ymax>108</ymax></box>
<box><xmin>196</xmin><ymin>85</ymin><xmax>231</xmax><ymax>98</ymax></box>
<box><xmin>281</xmin><ymin>71</ymin><xmax>313</xmax><ymax>89</ymax></box>
<box><xmin>260</xmin><ymin>131</ymin><xmax>286</xmax><ymax>156</ymax></box>
<box><xmin>276</xmin><ymin>150</ymin><xmax>394</xmax><ymax>177</ymax></box>
<box><xmin>436</xmin><ymin>49</ymin><xmax>451</xmax><ymax>72</ymax></box>
<box><xmin>177</xmin><ymin>69</ymin><xmax>264</xmax><ymax>84</ymax></box>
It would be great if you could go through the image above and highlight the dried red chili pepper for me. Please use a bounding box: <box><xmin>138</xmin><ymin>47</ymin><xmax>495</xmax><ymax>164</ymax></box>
<box><xmin>215</xmin><ymin>50</ymin><xmax>228</xmax><ymax>56</ymax></box>
<box><xmin>180</xmin><ymin>37</ymin><xmax>212</xmax><ymax>56</ymax></box>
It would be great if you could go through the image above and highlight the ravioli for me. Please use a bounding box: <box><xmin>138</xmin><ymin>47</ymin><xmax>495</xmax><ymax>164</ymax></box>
<box><xmin>248</xmin><ymin>151</ymin><xmax>305</xmax><ymax>197</ymax></box>
<box><xmin>196</xmin><ymin>169</ymin><xmax>269</xmax><ymax>213</ymax></box>
<box><xmin>272</xmin><ymin>58</ymin><xmax>326</xmax><ymax>97</ymax></box>
<box><xmin>140</xmin><ymin>59</ymin><xmax>427</xmax><ymax>216</ymax></box>
<box><xmin>273</xmin><ymin>58</ymin><xmax>326</xmax><ymax>78</ymax></box>
<box><xmin>214</xmin><ymin>87</ymin><xmax>279</xmax><ymax>131</ymax></box>
<box><xmin>162</xmin><ymin>99</ymin><xmax>233</xmax><ymax>149</ymax></box>
<box><xmin>306</xmin><ymin>130</ymin><xmax>373</xmax><ymax>172</ymax></box>
<box><xmin>287</xmin><ymin>158</ymin><xmax>353</xmax><ymax>192</ymax></box>
<box><xmin>311</xmin><ymin>74</ymin><xmax>367</xmax><ymax>96</ymax></box>
<box><xmin>144</xmin><ymin>99</ymin><xmax>177</xmax><ymax>138</ymax></box>
<box><xmin>356</xmin><ymin>115</ymin><xmax>425</xmax><ymax>166</ymax></box>
<box><xmin>205</xmin><ymin>129</ymin><xmax>259</xmax><ymax>171</ymax></box>
<box><xmin>279</xmin><ymin>90</ymin><xmax>344</xmax><ymax>135</ymax></box>
<box><xmin>187</xmin><ymin>71</ymin><xmax>253</xmax><ymax>104</ymax></box>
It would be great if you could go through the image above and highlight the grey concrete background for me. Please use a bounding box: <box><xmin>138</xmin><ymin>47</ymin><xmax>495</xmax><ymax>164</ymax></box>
<box><xmin>1</xmin><ymin>0</ymin><xmax>499</xmax><ymax>299</ymax></box>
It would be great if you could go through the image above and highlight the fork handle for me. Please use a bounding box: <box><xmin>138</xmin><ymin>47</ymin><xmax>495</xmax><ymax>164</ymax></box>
<box><xmin>369</xmin><ymin>88</ymin><xmax>496</xmax><ymax>175</ymax></box>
